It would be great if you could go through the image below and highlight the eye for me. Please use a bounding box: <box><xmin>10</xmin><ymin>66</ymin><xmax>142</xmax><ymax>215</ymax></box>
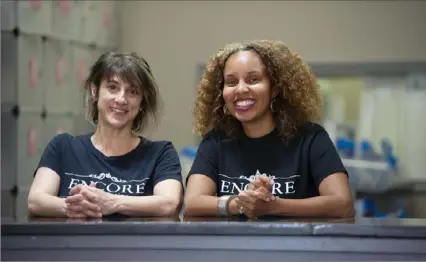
<box><xmin>225</xmin><ymin>79</ymin><xmax>238</xmax><ymax>86</ymax></box>
<box><xmin>128</xmin><ymin>88</ymin><xmax>139</xmax><ymax>96</ymax></box>
<box><xmin>107</xmin><ymin>85</ymin><xmax>117</xmax><ymax>90</ymax></box>
<box><xmin>249</xmin><ymin>77</ymin><xmax>259</xmax><ymax>84</ymax></box>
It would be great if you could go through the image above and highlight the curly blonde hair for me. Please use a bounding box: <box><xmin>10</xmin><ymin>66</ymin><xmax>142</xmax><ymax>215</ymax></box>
<box><xmin>193</xmin><ymin>40</ymin><xmax>323</xmax><ymax>141</ymax></box>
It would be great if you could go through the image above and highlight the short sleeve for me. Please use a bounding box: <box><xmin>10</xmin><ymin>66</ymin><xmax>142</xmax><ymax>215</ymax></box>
<box><xmin>187</xmin><ymin>132</ymin><xmax>220</xmax><ymax>185</ymax></box>
<box><xmin>152</xmin><ymin>141</ymin><xmax>183</xmax><ymax>187</ymax></box>
<box><xmin>309</xmin><ymin>129</ymin><xmax>348</xmax><ymax>187</ymax></box>
<box><xmin>34</xmin><ymin>133</ymin><xmax>68</xmax><ymax>177</ymax></box>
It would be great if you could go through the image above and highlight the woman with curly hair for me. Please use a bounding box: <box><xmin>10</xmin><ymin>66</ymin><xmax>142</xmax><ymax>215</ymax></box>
<box><xmin>183</xmin><ymin>40</ymin><xmax>354</xmax><ymax>219</ymax></box>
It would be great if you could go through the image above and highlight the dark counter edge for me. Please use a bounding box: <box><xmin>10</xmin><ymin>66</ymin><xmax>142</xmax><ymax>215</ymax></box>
<box><xmin>2</xmin><ymin>221</ymin><xmax>426</xmax><ymax>238</ymax></box>
<box><xmin>1</xmin><ymin>221</ymin><xmax>311</xmax><ymax>236</ymax></box>
<box><xmin>312</xmin><ymin>223</ymin><xmax>426</xmax><ymax>238</ymax></box>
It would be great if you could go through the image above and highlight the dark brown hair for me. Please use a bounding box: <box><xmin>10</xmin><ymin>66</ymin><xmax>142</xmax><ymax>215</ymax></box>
<box><xmin>82</xmin><ymin>52</ymin><xmax>161</xmax><ymax>133</ymax></box>
<box><xmin>193</xmin><ymin>40</ymin><xmax>322</xmax><ymax>141</ymax></box>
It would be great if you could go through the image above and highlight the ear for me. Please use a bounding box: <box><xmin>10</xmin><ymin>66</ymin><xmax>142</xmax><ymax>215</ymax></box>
<box><xmin>90</xmin><ymin>84</ymin><xmax>98</xmax><ymax>101</ymax></box>
<box><xmin>271</xmin><ymin>88</ymin><xmax>279</xmax><ymax>100</ymax></box>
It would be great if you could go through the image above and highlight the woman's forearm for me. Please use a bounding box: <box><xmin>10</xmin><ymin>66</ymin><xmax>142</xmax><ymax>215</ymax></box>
<box><xmin>267</xmin><ymin>195</ymin><xmax>354</xmax><ymax>218</ymax></box>
<box><xmin>183</xmin><ymin>195</ymin><xmax>221</xmax><ymax>216</ymax></box>
<box><xmin>183</xmin><ymin>195</ymin><xmax>240</xmax><ymax>217</ymax></box>
<box><xmin>111</xmin><ymin>195</ymin><xmax>182</xmax><ymax>217</ymax></box>
<box><xmin>28</xmin><ymin>193</ymin><xmax>67</xmax><ymax>217</ymax></box>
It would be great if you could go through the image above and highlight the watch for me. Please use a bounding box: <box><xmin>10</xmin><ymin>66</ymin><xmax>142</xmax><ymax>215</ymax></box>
<box><xmin>217</xmin><ymin>195</ymin><xmax>236</xmax><ymax>216</ymax></box>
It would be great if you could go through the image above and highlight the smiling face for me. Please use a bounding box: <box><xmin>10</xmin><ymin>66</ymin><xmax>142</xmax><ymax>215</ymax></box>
<box><xmin>92</xmin><ymin>75</ymin><xmax>142</xmax><ymax>131</ymax></box>
<box><xmin>222</xmin><ymin>50</ymin><xmax>275</xmax><ymax>125</ymax></box>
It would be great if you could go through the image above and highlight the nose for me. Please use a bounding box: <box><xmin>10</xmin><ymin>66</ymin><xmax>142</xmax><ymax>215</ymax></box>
<box><xmin>236</xmin><ymin>81</ymin><xmax>249</xmax><ymax>93</ymax></box>
<box><xmin>115</xmin><ymin>90</ymin><xmax>128</xmax><ymax>104</ymax></box>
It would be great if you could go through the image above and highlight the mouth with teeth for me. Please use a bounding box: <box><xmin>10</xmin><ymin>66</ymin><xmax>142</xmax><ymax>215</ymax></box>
<box><xmin>110</xmin><ymin>107</ymin><xmax>129</xmax><ymax>115</ymax></box>
<box><xmin>234</xmin><ymin>99</ymin><xmax>256</xmax><ymax>111</ymax></box>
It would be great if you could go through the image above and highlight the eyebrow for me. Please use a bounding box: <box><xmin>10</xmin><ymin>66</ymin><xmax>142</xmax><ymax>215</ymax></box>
<box><xmin>247</xmin><ymin>70</ymin><xmax>262</xmax><ymax>75</ymax></box>
<box><xmin>224</xmin><ymin>70</ymin><xmax>262</xmax><ymax>78</ymax></box>
<box><xmin>107</xmin><ymin>80</ymin><xmax>139</xmax><ymax>91</ymax></box>
<box><xmin>107</xmin><ymin>79</ymin><xmax>120</xmax><ymax>84</ymax></box>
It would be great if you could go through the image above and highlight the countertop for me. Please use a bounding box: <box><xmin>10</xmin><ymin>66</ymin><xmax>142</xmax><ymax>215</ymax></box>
<box><xmin>2</xmin><ymin>215</ymin><xmax>426</xmax><ymax>238</ymax></box>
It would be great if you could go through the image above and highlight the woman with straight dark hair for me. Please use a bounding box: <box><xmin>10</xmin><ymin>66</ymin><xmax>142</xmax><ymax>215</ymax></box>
<box><xmin>28</xmin><ymin>52</ymin><xmax>183</xmax><ymax>218</ymax></box>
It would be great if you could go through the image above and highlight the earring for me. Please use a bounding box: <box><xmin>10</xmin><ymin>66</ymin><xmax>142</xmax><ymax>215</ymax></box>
<box><xmin>223</xmin><ymin>104</ymin><xmax>228</xmax><ymax>115</ymax></box>
<box><xmin>270</xmin><ymin>99</ymin><xmax>276</xmax><ymax>112</ymax></box>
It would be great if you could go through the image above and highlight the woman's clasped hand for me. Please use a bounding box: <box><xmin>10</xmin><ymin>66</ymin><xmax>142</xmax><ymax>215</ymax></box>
<box><xmin>235</xmin><ymin>174</ymin><xmax>276</xmax><ymax>219</ymax></box>
<box><xmin>65</xmin><ymin>182</ymin><xmax>118</xmax><ymax>218</ymax></box>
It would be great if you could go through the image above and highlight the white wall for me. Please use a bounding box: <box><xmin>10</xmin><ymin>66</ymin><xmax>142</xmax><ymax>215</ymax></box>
<box><xmin>119</xmin><ymin>0</ymin><xmax>426</xmax><ymax>150</ymax></box>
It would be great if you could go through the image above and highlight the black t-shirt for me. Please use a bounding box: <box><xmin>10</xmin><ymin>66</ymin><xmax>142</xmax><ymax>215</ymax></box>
<box><xmin>35</xmin><ymin>133</ymin><xmax>183</xmax><ymax>197</ymax></box>
<box><xmin>188</xmin><ymin>122</ymin><xmax>347</xmax><ymax>199</ymax></box>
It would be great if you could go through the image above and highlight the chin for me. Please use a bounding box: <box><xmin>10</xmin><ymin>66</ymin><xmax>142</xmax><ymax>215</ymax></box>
<box><xmin>107</xmin><ymin>121</ymin><xmax>129</xmax><ymax>130</ymax></box>
<box><xmin>105</xmin><ymin>116</ymin><xmax>132</xmax><ymax>130</ymax></box>
<box><xmin>233</xmin><ymin>112</ymin><xmax>258</xmax><ymax>123</ymax></box>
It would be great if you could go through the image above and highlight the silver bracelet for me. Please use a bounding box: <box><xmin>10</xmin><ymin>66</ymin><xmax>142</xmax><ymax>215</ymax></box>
<box><xmin>217</xmin><ymin>195</ymin><xmax>236</xmax><ymax>216</ymax></box>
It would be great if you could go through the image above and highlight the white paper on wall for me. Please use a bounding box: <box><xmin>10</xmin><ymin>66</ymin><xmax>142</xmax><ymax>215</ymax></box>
<box><xmin>403</xmin><ymin>74</ymin><xmax>426</xmax><ymax>179</ymax></box>
<box><xmin>359</xmin><ymin>77</ymin><xmax>406</xmax><ymax>156</ymax></box>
